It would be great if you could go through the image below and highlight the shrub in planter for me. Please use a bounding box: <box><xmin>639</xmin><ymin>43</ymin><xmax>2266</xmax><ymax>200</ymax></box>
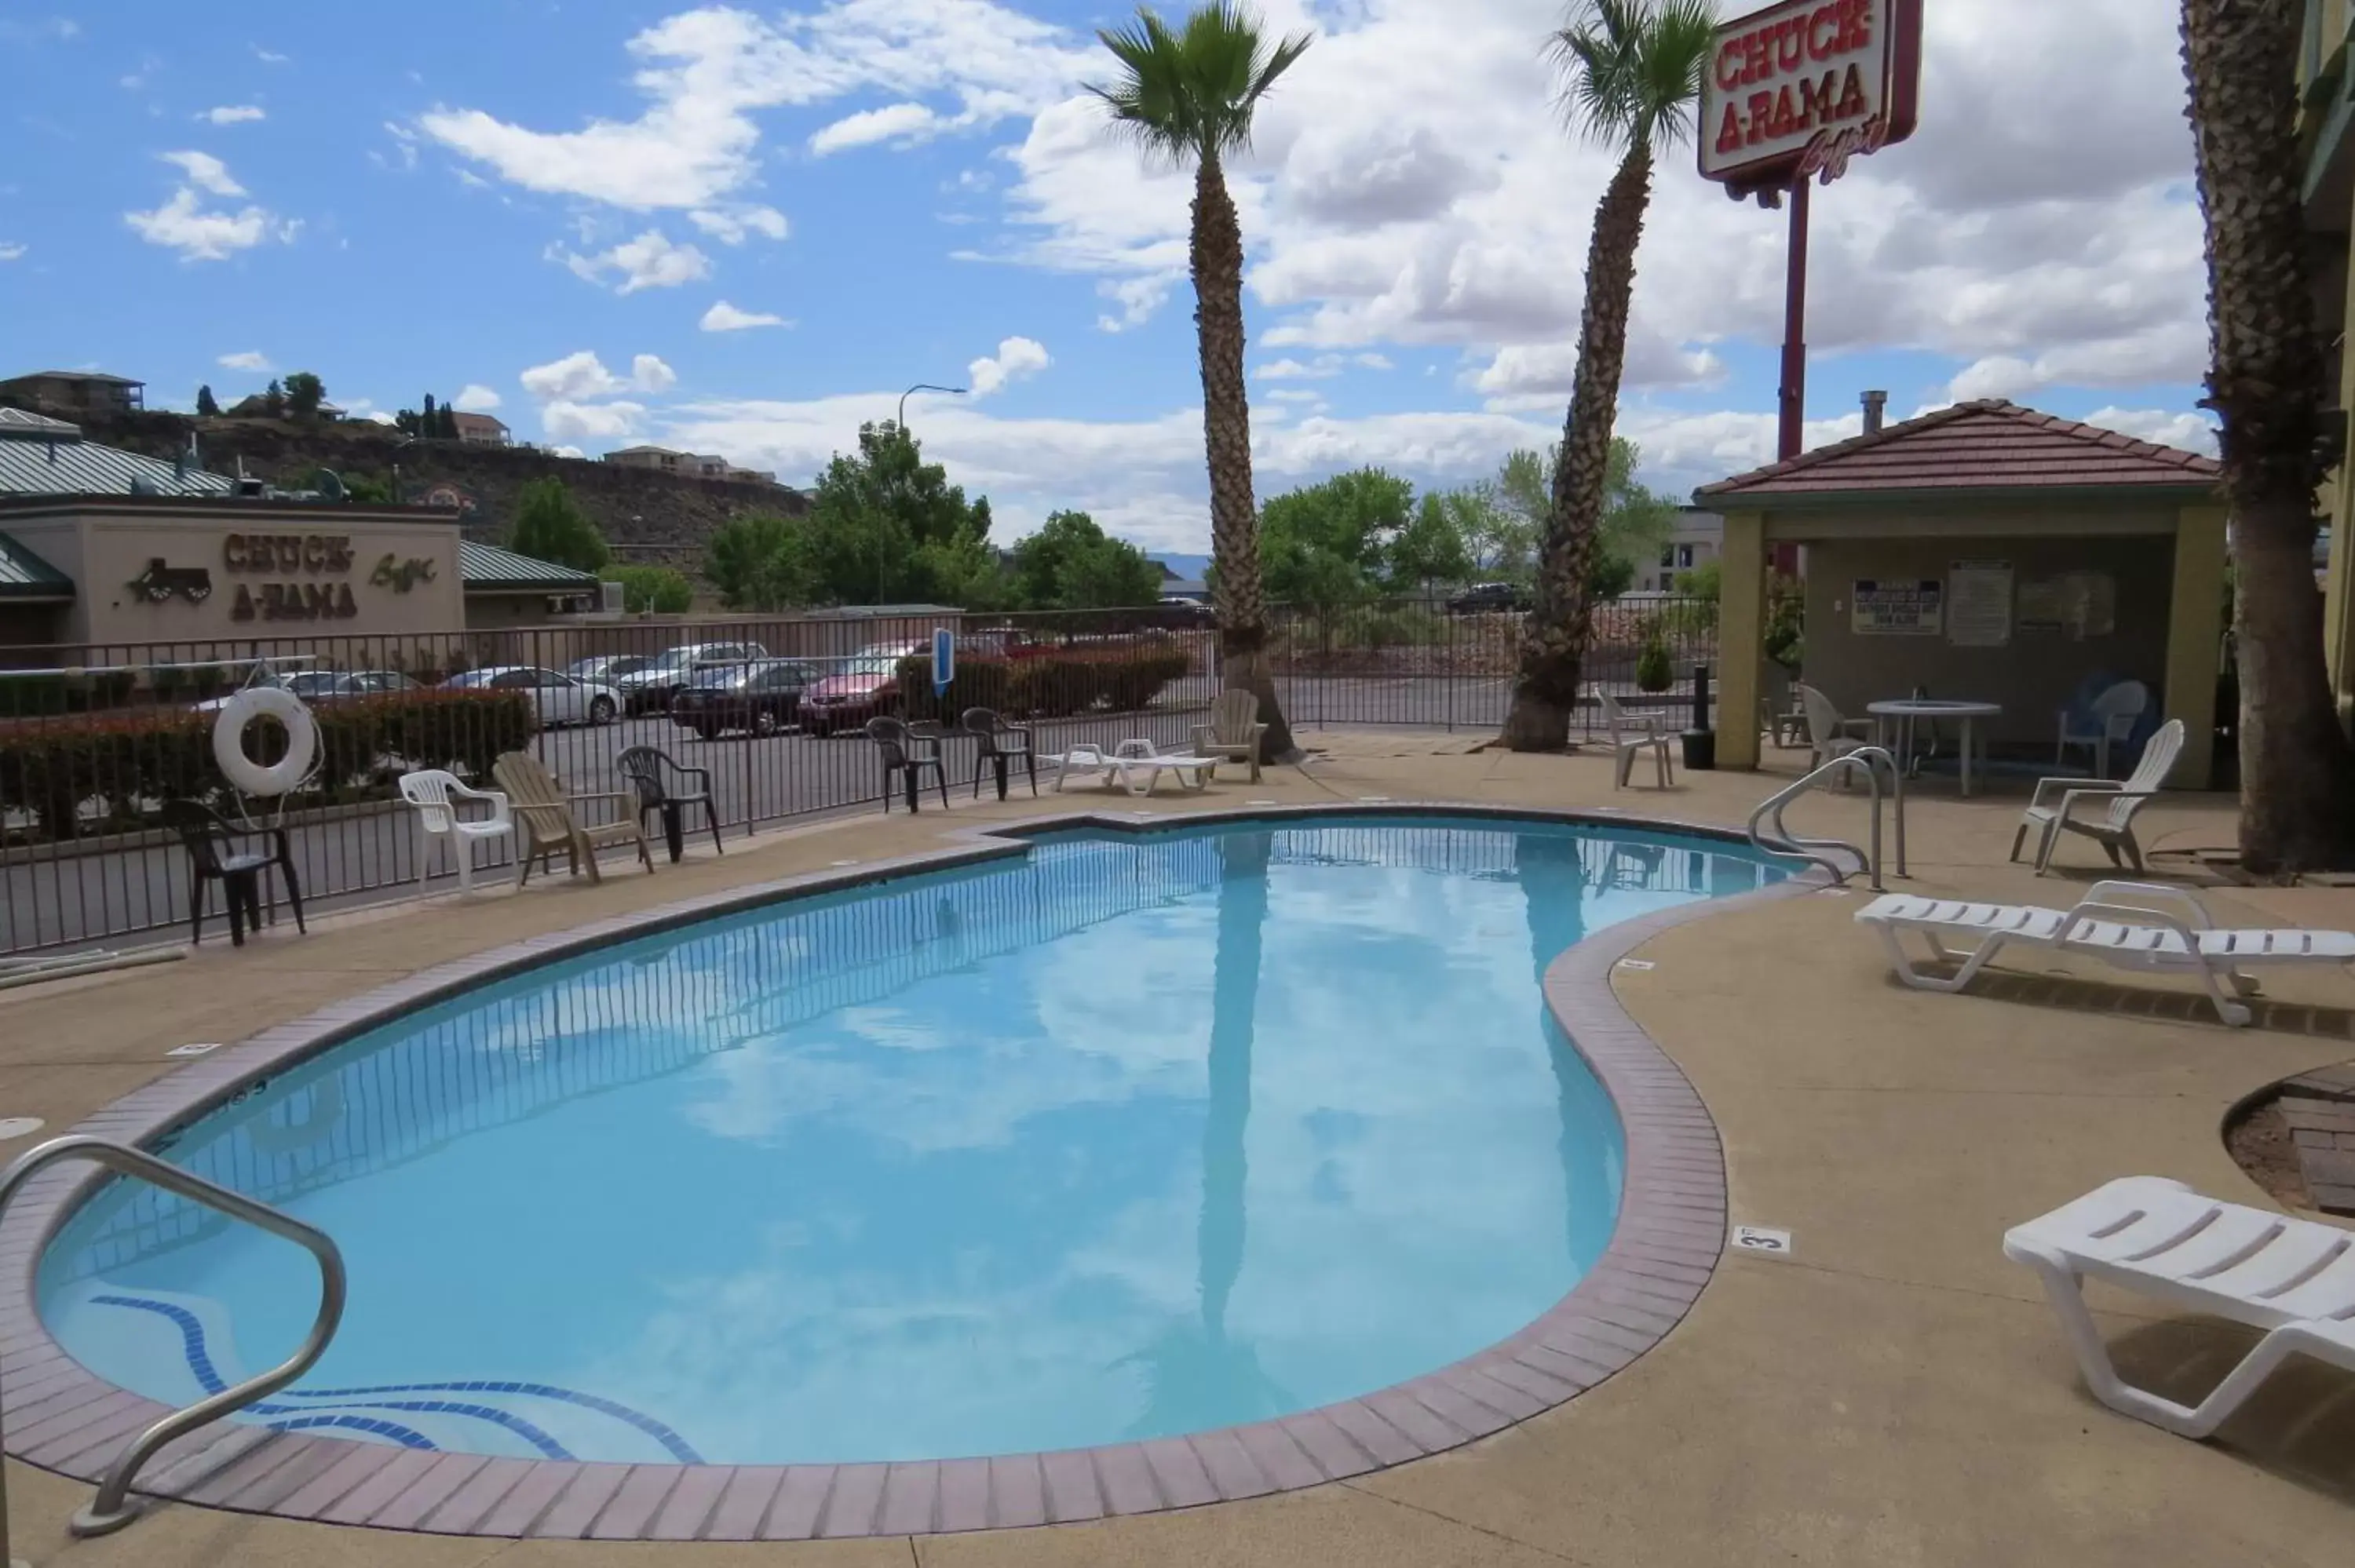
<box><xmin>893</xmin><ymin>655</ymin><xmax>1015</xmax><ymax>724</ymax></box>
<box><xmin>0</xmin><ymin>670</ymin><xmax>139</xmax><ymax>718</ymax></box>
<box><xmin>1635</xmin><ymin>633</ymin><xmax>1674</xmax><ymax>694</ymax></box>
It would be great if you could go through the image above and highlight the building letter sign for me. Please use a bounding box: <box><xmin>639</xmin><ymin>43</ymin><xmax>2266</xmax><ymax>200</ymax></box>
<box><xmin>1698</xmin><ymin>0</ymin><xmax>1921</xmax><ymax>198</ymax></box>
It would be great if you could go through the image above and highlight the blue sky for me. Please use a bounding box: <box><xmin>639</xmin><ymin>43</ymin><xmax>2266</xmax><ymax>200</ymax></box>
<box><xmin>1</xmin><ymin>1</ymin><xmax>2211</xmax><ymax>553</ymax></box>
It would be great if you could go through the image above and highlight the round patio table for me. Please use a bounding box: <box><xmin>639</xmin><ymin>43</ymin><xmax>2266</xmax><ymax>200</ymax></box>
<box><xmin>1868</xmin><ymin>698</ymin><xmax>2003</xmax><ymax>797</ymax></box>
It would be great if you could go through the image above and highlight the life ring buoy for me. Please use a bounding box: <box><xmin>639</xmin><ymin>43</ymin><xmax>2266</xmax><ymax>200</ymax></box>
<box><xmin>213</xmin><ymin>685</ymin><xmax>319</xmax><ymax>797</ymax></box>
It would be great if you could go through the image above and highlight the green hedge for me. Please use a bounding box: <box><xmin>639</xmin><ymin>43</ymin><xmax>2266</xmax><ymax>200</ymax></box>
<box><xmin>0</xmin><ymin>690</ymin><xmax>536</xmax><ymax>842</ymax></box>
<box><xmin>896</xmin><ymin>644</ymin><xmax>1192</xmax><ymax>722</ymax></box>
<box><xmin>0</xmin><ymin>670</ymin><xmax>140</xmax><ymax>718</ymax></box>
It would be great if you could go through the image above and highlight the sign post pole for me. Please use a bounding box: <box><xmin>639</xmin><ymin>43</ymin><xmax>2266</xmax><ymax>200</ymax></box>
<box><xmin>1776</xmin><ymin>174</ymin><xmax>1810</xmax><ymax>463</ymax></box>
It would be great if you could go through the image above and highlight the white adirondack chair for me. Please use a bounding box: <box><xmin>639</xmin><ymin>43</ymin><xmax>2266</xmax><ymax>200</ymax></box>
<box><xmin>1190</xmin><ymin>690</ymin><xmax>1268</xmax><ymax>782</ymax></box>
<box><xmin>397</xmin><ymin>769</ymin><xmax>513</xmax><ymax>894</ymax></box>
<box><xmin>2011</xmin><ymin>718</ymin><xmax>2185</xmax><ymax>874</ymax></box>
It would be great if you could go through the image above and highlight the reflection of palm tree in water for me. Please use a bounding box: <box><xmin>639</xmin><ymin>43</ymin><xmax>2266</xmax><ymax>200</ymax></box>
<box><xmin>1122</xmin><ymin>830</ymin><xmax>1292</xmax><ymax>1435</ymax></box>
<box><xmin>1515</xmin><ymin>833</ymin><xmax>1616</xmax><ymax>1258</ymax></box>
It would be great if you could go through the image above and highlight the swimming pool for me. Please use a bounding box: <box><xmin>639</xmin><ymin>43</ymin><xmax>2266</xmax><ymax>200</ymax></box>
<box><xmin>38</xmin><ymin>814</ymin><xmax>1780</xmax><ymax>1471</ymax></box>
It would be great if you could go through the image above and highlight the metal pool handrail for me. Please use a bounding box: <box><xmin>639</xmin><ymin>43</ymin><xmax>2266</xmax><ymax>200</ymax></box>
<box><xmin>0</xmin><ymin>1134</ymin><xmax>346</xmax><ymax>1551</ymax></box>
<box><xmin>1747</xmin><ymin>746</ymin><xmax>1908</xmax><ymax>892</ymax></box>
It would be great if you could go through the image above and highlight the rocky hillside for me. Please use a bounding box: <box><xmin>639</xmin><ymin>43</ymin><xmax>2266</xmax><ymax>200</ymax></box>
<box><xmin>67</xmin><ymin>410</ymin><xmax>807</xmax><ymax>567</ymax></box>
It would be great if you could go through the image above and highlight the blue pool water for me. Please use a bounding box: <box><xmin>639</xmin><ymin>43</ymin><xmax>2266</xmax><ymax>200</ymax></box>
<box><xmin>40</xmin><ymin>816</ymin><xmax>1779</xmax><ymax>1465</ymax></box>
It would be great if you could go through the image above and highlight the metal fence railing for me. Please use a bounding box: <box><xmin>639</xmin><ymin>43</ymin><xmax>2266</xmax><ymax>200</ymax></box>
<box><xmin>0</xmin><ymin>594</ymin><xmax>1767</xmax><ymax>954</ymax></box>
<box><xmin>1269</xmin><ymin>594</ymin><xmax>1729</xmax><ymax>735</ymax></box>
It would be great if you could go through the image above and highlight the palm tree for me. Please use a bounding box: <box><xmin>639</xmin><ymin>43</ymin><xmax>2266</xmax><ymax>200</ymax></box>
<box><xmin>2179</xmin><ymin>0</ymin><xmax>2355</xmax><ymax>872</ymax></box>
<box><xmin>1502</xmin><ymin>0</ymin><xmax>1716</xmax><ymax>751</ymax></box>
<box><xmin>1091</xmin><ymin>3</ymin><xmax>1309</xmax><ymax>761</ymax></box>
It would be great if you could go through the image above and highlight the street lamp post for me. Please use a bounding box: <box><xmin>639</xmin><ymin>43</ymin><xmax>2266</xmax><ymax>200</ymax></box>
<box><xmin>897</xmin><ymin>383</ymin><xmax>966</xmax><ymax>432</ymax></box>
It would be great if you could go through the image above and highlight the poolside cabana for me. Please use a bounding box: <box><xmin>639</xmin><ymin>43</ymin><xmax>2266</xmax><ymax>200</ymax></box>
<box><xmin>1701</xmin><ymin>399</ymin><xmax>2228</xmax><ymax>788</ymax></box>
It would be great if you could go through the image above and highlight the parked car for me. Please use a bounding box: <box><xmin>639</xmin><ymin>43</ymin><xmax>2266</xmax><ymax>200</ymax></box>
<box><xmin>609</xmin><ymin>642</ymin><xmax>769</xmax><ymax>715</ymax></box>
<box><xmin>192</xmin><ymin>668</ymin><xmax>419</xmax><ymax>713</ymax></box>
<box><xmin>566</xmin><ymin>653</ymin><xmax>655</xmax><ymax>685</ymax></box>
<box><xmin>442</xmin><ymin>665</ymin><xmax>621</xmax><ymax>727</ymax></box>
<box><xmin>1447</xmin><ymin>582</ymin><xmax>1531</xmax><ymax>614</ymax></box>
<box><xmin>798</xmin><ymin>644</ymin><xmax>922</xmax><ymax>737</ymax></box>
<box><xmin>671</xmin><ymin>658</ymin><xmax>823</xmax><ymax>739</ymax></box>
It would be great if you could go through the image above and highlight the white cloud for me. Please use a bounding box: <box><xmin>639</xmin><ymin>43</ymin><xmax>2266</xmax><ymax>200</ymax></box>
<box><xmin>701</xmin><ymin>300</ymin><xmax>788</xmax><ymax>331</ymax></box>
<box><xmin>455</xmin><ymin>383</ymin><xmax>502</xmax><ymax>412</ymax></box>
<box><xmin>551</xmin><ymin>443</ymin><xmax>587</xmax><ymax>458</ymax></box>
<box><xmin>553</xmin><ymin>228</ymin><xmax>711</xmax><ymax>293</ymax></box>
<box><xmin>253</xmin><ymin>46</ymin><xmax>290</xmax><ymax>64</ymax></box>
<box><xmin>0</xmin><ymin>243</ymin><xmax>23</xmax><ymax>263</ymax></box>
<box><xmin>367</xmin><ymin>411</ymin><xmax>398</xmax><ymax>426</ymax></box>
<box><xmin>519</xmin><ymin>350</ymin><xmax>674</xmax><ymax>403</ymax></box>
<box><xmin>2083</xmin><ymin>407</ymin><xmax>2221</xmax><ymax>455</ymax></box>
<box><xmin>810</xmin><ymin>101</ymin><xmax>942</xmax><ymax>155</ymax></box>
<box><xmin>687</xmin><ymin>205</ymin><xmax>788</xmax><ymax>244</ymax></box>
<box><xmin>1355</xmin><ymin>353</ymin><xmax>1393</xmax><ymax>370</ymax></box>
<box><xmin>217</xmin><ymin>350</ymin><xmax>270</xmax><ymax>371</ymax></box>
<box><xmin>543</xmin><ymin>399</ymin><xmax>647</xmax><ymax>442</ymax></box>
<box><xmin>1256</xmin><ymin>359</ymin><xmax>1338</xmax><ymax>381</ymax></box>
<box><xmin>415</xmin><ymin>1</ymin><xmax>1091</xmax><ymax>210</ymax></box>
<box><xmin>966</xmin><ymin>336</ymin><xmax>1050</xmax><ymax>398</ymax></box>
<box><xmin>200</xmin><ymin>105</ymin><xmax>265</xmax><ymax>126</ymax></box>
<box><xmin>159</xmin><ymin>150</ymin><xmax>243</xmax><ymax>196</ymax></box>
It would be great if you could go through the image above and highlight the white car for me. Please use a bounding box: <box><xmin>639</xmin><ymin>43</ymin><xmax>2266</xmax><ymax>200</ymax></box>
<box><xmin>444</xmin><ymin>665</ymin><xmax>621</xmax><ymax>727</ymax></box>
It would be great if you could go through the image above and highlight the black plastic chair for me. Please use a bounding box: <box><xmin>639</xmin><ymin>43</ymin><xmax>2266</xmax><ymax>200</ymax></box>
<box><xmin>615</xmin><ymin>746</ymin><xmax>723</xmax><ymax>863</ymax></box>
<box><xmin>962</xmin><ymin>707</ymin><xmax>1038</xmax><ymax>800</ymax></box>
<box><xmin>867</xmin><ymin>717</ymin><xmax>949</xmax><ymax>812</ymax></box>
<box><xmin>162</xmin><ymin>800</ymin><xmax>305</xmax><ymax>947</ymax></box>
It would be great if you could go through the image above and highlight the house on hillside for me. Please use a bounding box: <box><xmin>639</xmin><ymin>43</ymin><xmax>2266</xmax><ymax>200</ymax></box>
<box><xmin>0</xmin><ymin>370</ymin><xmax>145</xmax><ymax>418</ymax></box>
<box><xmin>605</xmin><ymin>444</ymin><xmax>771</xmax><ymax>483</ymax></box>
<box><xmin>452</xmin><ymin>411</ymin><xmax>509</xmax><ymax>447</ymax></box>
<box><xmin>604</xmin><ymin>444</ymin><xmax>688</xmax><ymax>473</ymax></box>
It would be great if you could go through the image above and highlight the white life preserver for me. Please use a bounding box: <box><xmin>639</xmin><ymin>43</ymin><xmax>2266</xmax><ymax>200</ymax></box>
<box><xmin>213</xmin><ymin>685</ymin><xmax>319</xmax><ymax>798</ymax></box>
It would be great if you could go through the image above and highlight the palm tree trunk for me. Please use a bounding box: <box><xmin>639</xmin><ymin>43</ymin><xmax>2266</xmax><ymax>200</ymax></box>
<box><xmin>2182</xmin><ymin>0</ymin><xmax>2355</xmax><ymax>873</ymax></box>
<box><xmin>1502</xmin><ymin>148</ymin><xmax>1656</xmax><ymax>752</ymax></box>
<box><xmin>1192</xmin><ymin>152</ymin><xmax>1295</xmax><ymax>760</ymax></box>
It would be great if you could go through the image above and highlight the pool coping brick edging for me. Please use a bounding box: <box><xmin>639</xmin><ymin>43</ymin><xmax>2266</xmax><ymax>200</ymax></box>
<box><xmin>0</xmin><ymin>801</ymin><xmax>1819</xmax><ymax>1541</ymax></box>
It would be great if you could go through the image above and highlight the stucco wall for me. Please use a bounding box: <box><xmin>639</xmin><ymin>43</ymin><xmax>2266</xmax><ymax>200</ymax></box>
<box><xmin>1801</xmin><ymin>533</ymin><xmax>2176</xmax><ymax>749</ymax></box>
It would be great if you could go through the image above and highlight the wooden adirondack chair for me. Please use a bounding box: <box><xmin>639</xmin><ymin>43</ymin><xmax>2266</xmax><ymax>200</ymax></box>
<box><xmin>491</xmin><ymin>752</ymin><xmax>654</xmax><ymax>886</ymax></box>
<box><xmin>1190</xmin><ymin>690</ymin><xmax>1268</xmax><ymax>782</ymax></box>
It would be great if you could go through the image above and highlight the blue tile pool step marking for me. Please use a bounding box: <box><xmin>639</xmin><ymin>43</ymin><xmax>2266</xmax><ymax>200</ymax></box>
<box><xmin>86</xmin><ymin>1294</ymin><xmax>702</xmax><ymax>1463</ymax></box>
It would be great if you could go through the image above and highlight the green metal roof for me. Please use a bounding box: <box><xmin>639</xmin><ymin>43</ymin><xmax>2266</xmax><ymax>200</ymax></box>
<box><xmin>0</xmin><ymin>530</ymin><xmax>74</xmax><ymax>599</ymax></box>
<box><xmin>458</xmin><ymin>540</ymin><xmax>602</xmax><ymax>593</ymax></box>
<box><xmin>0</xmin><ymin>419</ymin><xmax>235</xmax><ymax>499</ymax></box>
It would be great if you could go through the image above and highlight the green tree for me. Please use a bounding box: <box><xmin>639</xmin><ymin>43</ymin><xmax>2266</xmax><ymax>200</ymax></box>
<box><xmin>1012</xmin><ymin>510</ymin><xmax>1165</xmax><ymax>608</ymax></box>
<box><xmin>262</xmin><ymin>377</ymin><xmax>287</xmax><ymax>418</ymax></box>
<box><xmin>194</xmin><ymin>384</ymin><xmax>221</xmax><ymax>418</ymax></box>
<box><xmin>1674</xmin><ymin>559</ymin><xmax>1720</xmax><ymax>600</ymax></box>
<box><xmin>506</xmin><ymin>477</ymin><xmax>611</xmax><ymax>573</ymax></box>
<box><xmin>283</xmin><ymin>371</ymin><xmax>325</xmax><ymax>419</ymax></box>
<box><xmin>704</xmin><ymin>512</ymin><xmax>800</xmax><ymax>610</ymax></box>
<box><xmin>437</xmin><ymin>400</ymin><xmax>461</xmax><ymax>439</ymax></box>
<box><xmin>1499</xmin><ymin>436</ymin><xmax>1673</xmax><ymax>597</ymax></box>
<box><xmin>421</xmin><ymin>393</ymin><xmax>439</xmax><ymax>437</ymax></box>
<box><xmin>1502</xmin><ymin>0</ymin><xmax>1714</xmax><ymax>750</ymax></box>
<box><xmin>608</xmin><ymin>564</ymin><xmax>695</xmax><ymax>614</ymax></box>
<box><xmin>1389</xmin><ymin>493</ymin><xmax>1477</xmax><ymax>591</ymax></box>
<box><xmin>2182</xmin><ymin>0</ymin><xmax>2355</xmax><ymax>870</ymax></box>
<box><xmin>801</xmin><ymin>421</ymin><xmax>998</xmax><ymax>604</ymax></box>
<box><xmin>1091</xmin><ymin>2</ymin><xmax>1311</xmax><ymax>763</ymax></box>
<box><xmin>1259</xmin><ymin>467</ymin><xmax>1411</xmax><ymax>608</ymax></box>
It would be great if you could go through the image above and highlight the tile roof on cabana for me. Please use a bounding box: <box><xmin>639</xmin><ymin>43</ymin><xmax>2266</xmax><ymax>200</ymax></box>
<box><xmin>1696</xmin><ymin>400</ymin><xmax>2222</xmax><ymax>504</ymax></box>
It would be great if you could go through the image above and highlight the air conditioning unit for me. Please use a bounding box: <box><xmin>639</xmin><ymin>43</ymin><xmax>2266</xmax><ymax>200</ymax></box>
<box><xmin>600</xmin><ymin>581</ymin><xmax>626</xmax><ymax>614</ymax></box>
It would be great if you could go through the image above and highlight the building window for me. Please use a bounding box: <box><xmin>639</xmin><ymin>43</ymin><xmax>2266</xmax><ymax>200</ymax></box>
<box><xmin>1676</xmin><ymin>545</ymin><xmax>1695</xmax><ymax>569</ymax></box>
<box><xmin>1659</xmin><ymin>546</ymin><xmax>1674</xmax><ymax>568</ymax></box>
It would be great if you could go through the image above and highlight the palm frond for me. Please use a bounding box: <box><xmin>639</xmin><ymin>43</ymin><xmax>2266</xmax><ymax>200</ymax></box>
<box><xmin>1086</xmin><ymin>2</ymin><xmax>1314</xmax><ymax>164</ymax></box>
<box><xmin>1548</xmin><ymin>0</ymin><xmax>1718</xmax><ymax>154</ymax></box>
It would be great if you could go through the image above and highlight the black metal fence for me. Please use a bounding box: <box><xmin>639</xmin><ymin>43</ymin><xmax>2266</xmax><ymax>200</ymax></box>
<box><xmin>0</xmin><ymin>594</ymin><xmax>1747</xmax><ymax>954</ymax></box>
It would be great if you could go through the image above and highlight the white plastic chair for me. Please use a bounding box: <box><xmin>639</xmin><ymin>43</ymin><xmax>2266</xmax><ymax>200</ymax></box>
<box><xmin>1597</xmin><ymin>689</ymin><xmax>1674</xmax><ymax>789</ymax></box>
<box><xmin>397</xmin><ymin>769</ymin><xmax>513</xmax><ymax>894</ymax></box>
<box><xmin>1795</xmin><ymin>683</ymin><xmax>1874</xmax><ymax>784</ymax></box>
<box><xmin>2057</xmin><ymin>680</ymin><xmax>2149</xmax><ymax>779</ymax></box>
<box><xmin>2011</xmin><ymin>718</ymin><xmax>2185</xmax><ymax>874</ymax></box>
<box><xmin>2005</xmin><ymin>1176</ymin><xmax>2355</xmax><ymax>1436</ymax></box>
<box><xmin>1110</xmin><ymin>738</ymin><xmax>1216</xmax><ymax>796</ymax></box>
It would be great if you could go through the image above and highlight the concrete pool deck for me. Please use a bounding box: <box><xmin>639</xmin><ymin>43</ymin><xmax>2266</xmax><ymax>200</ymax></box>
<box><xmin>4</xmin><ymin>731</ymin><xmax>2354</xmax><ymax>1565</ymax></box>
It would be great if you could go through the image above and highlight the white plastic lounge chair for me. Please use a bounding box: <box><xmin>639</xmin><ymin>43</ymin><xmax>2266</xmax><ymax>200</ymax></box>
<box><xmin>2012</xmin><ymin>718</ymin><xmax>2185</xmax><ymax>874</ymax></box>
<box><xmin>1108</xmin><ymin>738</ymin><xmax>1216</xmax><ymax>797</ymax></box>
<box><xmin>1041</xmin><ymin>744</ymin><xmax>1116</xmax><ymax>793</ymax></box>
<box><xmin>1597</xmin><ymin>689</ymin><xmax>1674</xmax><ymax>789</ymax></box>
<box><xmin>2004</xmin><ymin>1176</ymin><xmax>2355</xmax><ymax>1437</ymax></box>
<box><xmin>396</xmin><ymin>769</ymin><xmax>513</xmax><ymax>895</ymax></box>
<box><xmin>2057</xmin><ymin>679</ymin><xmax>2149</xmax><ymax>780</ymax></box>
<box><xmin>1796</xmin><ymin>683</ymin><xmax>1874</xmax><ymax>776</ymax></box>
<box><xmin>1857</xmin><ymin>879</ymin><xmax>2355</xmax><ymax>1026</ymax></box>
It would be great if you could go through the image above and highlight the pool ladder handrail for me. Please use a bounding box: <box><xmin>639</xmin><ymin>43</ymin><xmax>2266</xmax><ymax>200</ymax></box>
<box><xmin>0</xmin><ymin>1134</ymin><xmax>346</xmax><ymax>1552</ymax></box>
<box><xmin>1747</xmin><ymin>746</ymin><xmax>1908</xmax><ymax>892</ymax></box>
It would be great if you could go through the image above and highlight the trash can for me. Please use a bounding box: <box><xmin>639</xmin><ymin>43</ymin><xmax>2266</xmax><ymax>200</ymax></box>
<box><xmin>1682</xmin><ymin>662</ymin><xmax>1717</xmax><ymax>771</ymax></box>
